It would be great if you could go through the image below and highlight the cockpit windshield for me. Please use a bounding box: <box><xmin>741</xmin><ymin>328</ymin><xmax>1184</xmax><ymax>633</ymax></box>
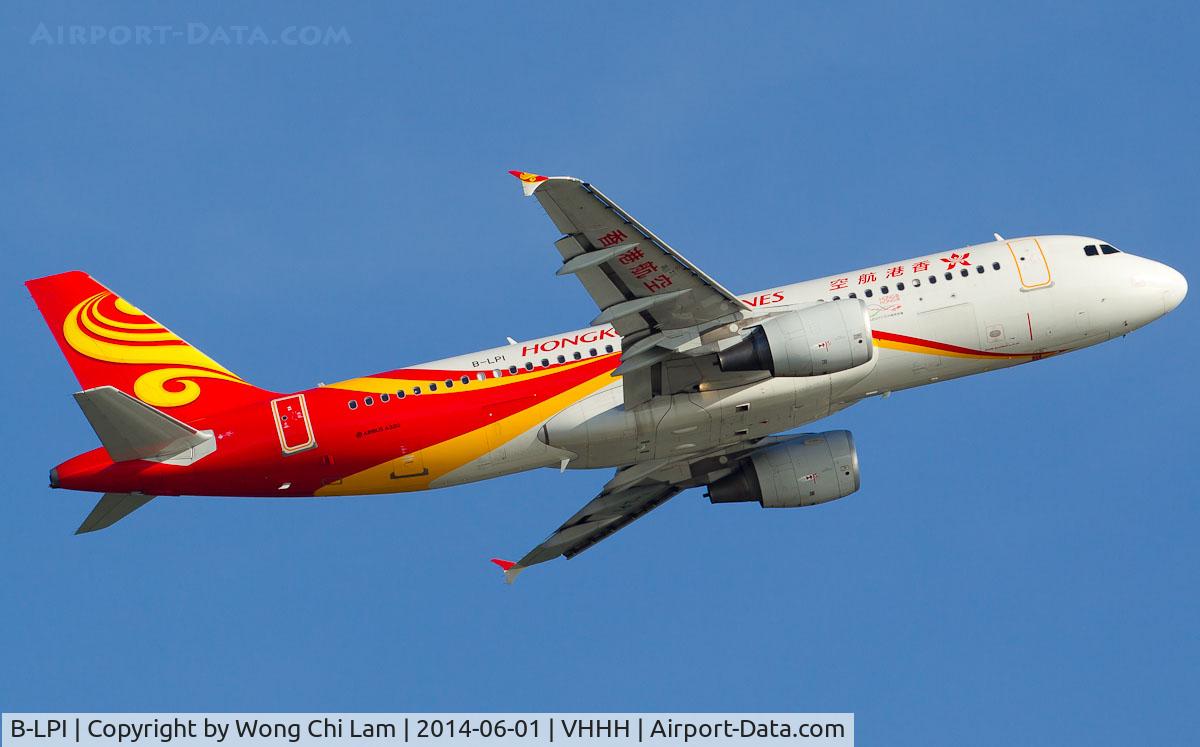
<box><xmin>1083</xmin><ymin>243</ymin><xmax>1121</xmax><ymax>256</ymax></box>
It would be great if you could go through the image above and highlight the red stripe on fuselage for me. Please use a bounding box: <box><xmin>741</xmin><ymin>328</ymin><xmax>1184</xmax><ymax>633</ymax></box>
<box><xmin>871</xmin><ymin>329</ymin><xmax>1027</xmax><ymax>358</ymax></box>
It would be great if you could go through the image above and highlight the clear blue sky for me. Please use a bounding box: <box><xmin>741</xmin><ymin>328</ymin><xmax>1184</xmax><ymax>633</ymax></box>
<box><xmin>2</xmin><ymin>2</ymin><xmax>1197</xmax><ymax>744</ymax></box>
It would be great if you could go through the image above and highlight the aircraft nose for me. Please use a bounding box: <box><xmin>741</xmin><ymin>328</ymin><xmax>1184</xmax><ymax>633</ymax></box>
<box><xmin>1162</xmin><ymin>265</ymin><xmax>1188</xmax><ymax>313</ymax></box>
<box><xmin>1134</xmin><ymin>260</ymin><xmax>1188</xmax><ymax>316</ymax></box>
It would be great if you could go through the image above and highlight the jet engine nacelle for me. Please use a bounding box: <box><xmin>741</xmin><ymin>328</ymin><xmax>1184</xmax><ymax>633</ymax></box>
<box><xmin>718</xmin><ymin>299</ymin><xmax>873</xmax><ymax>377</ymax></box>
<box><xmin>707</xmin><ymin>430</ymin><xmax>860</xmax><ymax>508</ymax></box>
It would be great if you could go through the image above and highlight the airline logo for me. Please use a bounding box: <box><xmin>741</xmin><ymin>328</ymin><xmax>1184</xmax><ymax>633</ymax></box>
<box><xmin>509</xmin><ymin>170</ymin><xmax>550</xmax><ymax>196</ymax></box>
<box><xmin>63</xmin><ymin>290</ymin><xmax>247</xmax><ymax>408</ymax></box>
<box><xmin>521</xmin><ymin>328</ymin><xmax>618</xmax><ymax>357</ymax></box>
<box><xmin>941</xmin><ymin>252</ymin><xmax>971</xmax><ymax>269</ymax></box>
<box><xmin>509</xmin><ymin>170</ymin><xmax>547</xmax><ymax>184</ymax></box>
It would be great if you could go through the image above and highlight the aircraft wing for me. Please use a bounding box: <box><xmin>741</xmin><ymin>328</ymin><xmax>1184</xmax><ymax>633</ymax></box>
<box><xmin>492</xmin><ymin>480</ymin><xmax>682</xmax><ymax>583</ymax></box>
<box><xmin>511</xmin><ymin>171</ymin><xmax>752</xmax><ymax>404</ymax></box>
<box><xmin>491</xmin><ymin>438</ymin><xmax>787</xmax><ymax>583</ymax></box>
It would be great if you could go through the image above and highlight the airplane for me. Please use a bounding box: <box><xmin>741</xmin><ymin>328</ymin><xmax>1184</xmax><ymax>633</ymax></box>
<box><xmin>26</xmin><ymin>171</ymin><xmax>1187</xmax><ymax>582</ymax></box>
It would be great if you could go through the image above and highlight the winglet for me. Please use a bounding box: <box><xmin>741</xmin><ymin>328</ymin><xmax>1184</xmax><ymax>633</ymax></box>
<box><xmin>508</xmin><ymin>170</ymin><xmax>549</xmax><ymax>197</ymax></box>
<box><xmin>490</xmin><ymin>557</ymin><xmax>525</xmax><ymax>584</ymax></box>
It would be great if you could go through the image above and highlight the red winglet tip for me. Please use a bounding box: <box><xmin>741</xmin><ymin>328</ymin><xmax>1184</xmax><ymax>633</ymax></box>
<box><xmin>490</xmin><ymin>558</ymin><xmax>517</xmax><ymax>571</ymax></box>
<box><xmin>508</xmin><ymin>171</ymin><xmax>549</xmax><ymax>196</ymax></box>
<box><xmin>508</xmin><ymin>170</ymin><xmax>548</xmax><ymax>183</ymax></box>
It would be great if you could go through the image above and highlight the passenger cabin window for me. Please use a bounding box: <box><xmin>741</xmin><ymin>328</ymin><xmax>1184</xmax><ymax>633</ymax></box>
<box><xmin>540</xmin><ymin>359</ymin><xmax>549</xmax><ymax>368</ymax></box>
<box><xmin>992</xmin><ymin>261</ymin><xmax>1001</xmax><ymax>270</ymax></box>
<box><xmin>831</xmin><ymin>295</ymin><xmax>840</xmax><ymax>300</ymax></box>
<box><xmin>864</xmin><ymin>289</ymin><xmax>873</xmax><ymax>297</ymax></box>
<box><xmin>461</xmin><ymin>376</ymin><xmax>470</xmax><ymax>385</ymax></box>
<box><xmin>444</xmin><ymin>379</ymin><xmax>453</xmax><ymax>388</ymax></box>
<box><xmin>397</xmin><ymin>390</ymin><xmax>406</xmax><ymax>399</ymax></box>
<box><xmin>605</xmin><ymin>345</ymin><xmax>614</xmax><ymax>353</ymax></box>
<box><xmin>928</xmin><ymin>275</ymin><xmax>937</xmax><ymax>284</ymax></box>
<box><xmin>848</xmin><ymin>292</ymin><xmax>857</xmax><ymax>298</ymax></box>
<box><xmin>897</xmin><ymin>282</ymin><xmax>905</xmax><ymax>291</ymax></box>
<box><xmin>1084</xmin><ymin>244</ymin><xmax>1099</xmax><ymax>256</ymax></box>
<box><xmin>524</xmin><ymin>362</ymin><xmax>534</xmax><ymax>371</ymax></box>
<box><xmin>944</xmin><ymin>271</ymin><xmax>953</xmax><ymax>280</ymax></box>
<box><xmin>976</xmin><ymin>265</ymin><xmax>985</xmax><ymax>273</ymax></box>
<box><xmin>557</xmin><ymin>355</ymin><xmax>566</xmax><ymax>364</ymax></box>
<box><xmin>348</xmin><ymin>400</ymin><xmax>358</xmax><ymax>410</ymax></box>
<box><xmin>880</xmin><ymin>285</ymin><xmax>889</xmax><ymax>294</ymax></box>
<box><xmin>573</xmin><ymin>351</ymin><xmax>582</xmax><ymax>360</ymax></box>
<box><xmin>912</xmin><ymin>278</ymin><xmax>921</xmax><ymax>287</ymax></box>
<box><xmin>364</xmin><ymin>396</ymin><xmax>374</xmax><ymax>406</ymax></box>
<box><xmin>412</xmin><ymin>386</ymin><xmax>421</xmax><ymax>395</ymax></box>
<box><xmin>1101</xmin><ymin>244</ymin><xmax>1120</xmax><ymax>255</ymax></box>
<box><xmin>380</xmin><ymin>393</ymin><xmax>390</xmax><ymax>403</ymax></box>
<box><xmin>428</xmin><ymin>383</ymin><xmax>437</xmax><ymax>392</ymax></box>
<box><xmin>960</xmin><ymin>268</ymin><xmax>970</xmax><ymax>277</ymax></box>
<box><xmin>508</xmin><ymin>365</ymin><xmax>518</xmax><ymax>375</ymax></box>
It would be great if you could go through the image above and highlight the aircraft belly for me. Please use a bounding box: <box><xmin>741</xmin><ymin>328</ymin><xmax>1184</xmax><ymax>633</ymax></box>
<box><xmin>649</xmin><ymin>395</ymin><xmax>712</xmax><ymax>460</ymax></box>
<box><xmin>541</xmin><ymin>375</ymin><xmax>838</xmax><ymax>470</ymax></box>
<box><xmin>433</xmin><ymin>425</ymin><xmax>569</xmax><ymax>487</ymax></box>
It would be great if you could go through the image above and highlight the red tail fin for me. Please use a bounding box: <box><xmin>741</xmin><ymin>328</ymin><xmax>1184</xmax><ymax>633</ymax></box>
<box><xmin>26</xmin><ymin>271</ymin><xmax>274</xmax><ymax>423</ymax></box>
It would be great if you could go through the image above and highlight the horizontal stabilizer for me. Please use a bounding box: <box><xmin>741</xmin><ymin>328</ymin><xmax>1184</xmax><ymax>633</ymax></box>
<box><xmin>76</xmin><ymin>492</ymin><xmax>155</xmax><ymax>534</ymax></box>
<box><xmin>74</xmin><ymin>386</ymin><xmax>210</xmax><ymax>462</ymax></box>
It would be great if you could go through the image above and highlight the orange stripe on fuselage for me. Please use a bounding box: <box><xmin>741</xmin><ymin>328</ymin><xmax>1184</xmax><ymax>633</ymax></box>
<box><xmin>315</xmin><ymin>364</ymin><xmax>618</xmax><ymax>495</ymax></box>
<box><xmin>871</xmin><ymin>330</ymin><xmax>1037</xmax><ymax>360</ymax></box>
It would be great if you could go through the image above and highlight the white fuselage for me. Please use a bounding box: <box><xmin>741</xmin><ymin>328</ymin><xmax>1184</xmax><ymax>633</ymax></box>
<box><xmin>414</xmin><ymin>235</ymin><xmax>1186</xmax><ymax>486</ymax></box>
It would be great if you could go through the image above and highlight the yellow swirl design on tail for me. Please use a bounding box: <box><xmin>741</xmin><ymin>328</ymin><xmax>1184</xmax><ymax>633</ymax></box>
<box><xmin>63</xmin><ymin>292</ymin><xmax>247</xmax><ymax>407</ymax></box>
<box><xmin>132</xmin><ymin>367</ymin><xmax>247</xmax><ymax>408</ymax></box>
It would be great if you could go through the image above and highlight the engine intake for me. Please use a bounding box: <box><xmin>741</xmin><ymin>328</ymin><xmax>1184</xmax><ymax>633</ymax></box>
<box><xmin>719</xmin><ymin>299</ymin><xmax>873</xmax><ymax>377</ymax></box>
<box><xmin>707</xmin><ymin>430</ymin><xmax>860</xmax><ymax>508</ymax></box>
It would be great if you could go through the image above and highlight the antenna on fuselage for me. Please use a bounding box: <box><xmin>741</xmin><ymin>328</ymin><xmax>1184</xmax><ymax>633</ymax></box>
<box><xmin>993</xmin><ymin>232</ymin><xmax>1005</xmax><ymax>241</ymax></box>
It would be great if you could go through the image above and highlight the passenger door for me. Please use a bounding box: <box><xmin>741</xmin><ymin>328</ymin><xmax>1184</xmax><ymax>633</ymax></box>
<box><xmin>1007</xmin><ymin>239</ymin><xmax>1053</xmax><ymax>289</ymax></box>
<box><xmin>270</xmin><ymin>394</ymin><xmax>316</xmax><ymax>455</ymax></box>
